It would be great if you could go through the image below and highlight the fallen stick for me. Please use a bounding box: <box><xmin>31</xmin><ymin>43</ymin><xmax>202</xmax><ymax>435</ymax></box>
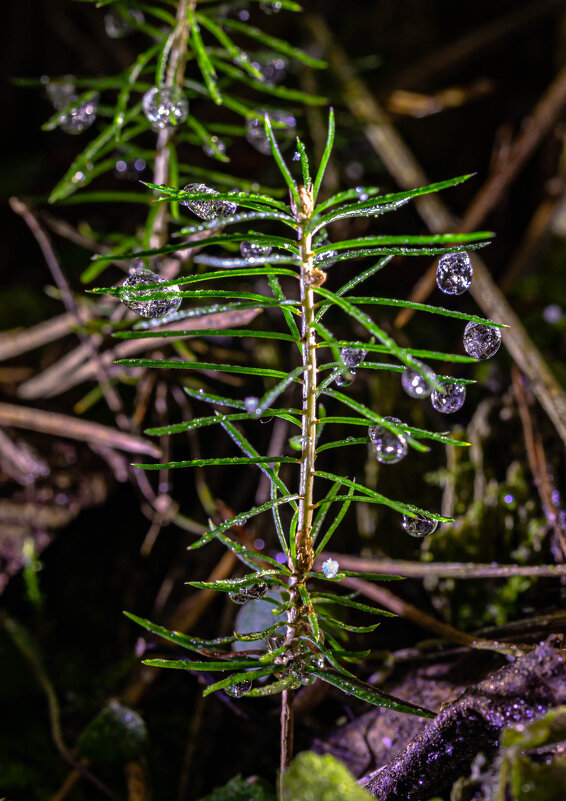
<box><xmin>0</xmin><ymin>401</ymin><xmax>161</xmax><ymax>458</ymax></box>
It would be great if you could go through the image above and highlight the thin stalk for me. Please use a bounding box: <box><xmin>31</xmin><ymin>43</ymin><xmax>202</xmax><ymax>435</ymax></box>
<box><xmin>281</xmin><ymin>186</ymin><xmax>318</xmax><ymax>782</ymax></box>
<box><xmin>150</xmin><ymin>0</ymin><xmax>195</xmax><ymax>249</ymax></box>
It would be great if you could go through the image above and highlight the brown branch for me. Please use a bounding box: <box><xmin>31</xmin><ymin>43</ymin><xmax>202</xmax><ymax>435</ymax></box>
<box><xmin>339</xmin><ymin>577</ymin><xmax>529</xmax><ymax>657</ymax></box>
<box><xmin>317</xmin><ymin>553</ymin><xmax>566</xmax><ymax>579</ymax></box>
<box><xmin>0</xmin><ymin>401</ymin><xmax>161</xmax><ymax>458</ymax></box>
<box><xmin>512</xmin><ymin>367</ymin><xmax>566</xmax><ymax>559</ymax></box>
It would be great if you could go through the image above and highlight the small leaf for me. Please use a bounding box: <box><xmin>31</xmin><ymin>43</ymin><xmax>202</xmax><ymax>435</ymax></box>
<box><xmin>309</xmin><ymin>668</ymin><xmax>435</xmax><ymax>717</ymax></box>
<box><xmin>313</xmin><ymin>107</ymin><xmax>335</xmax><ymax>202</ymax></box>
<box><xmin>143</xmin><ymin>658</ymin><xmax>264</xmax><ymax>671</ymax></box>
<box><xmin>203</xmin><ymin>666</ymin><xmax>278</xmax><ymax>697</ymax></box>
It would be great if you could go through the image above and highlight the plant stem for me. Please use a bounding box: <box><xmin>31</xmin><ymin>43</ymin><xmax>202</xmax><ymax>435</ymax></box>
<box><xmin>280</xmin><ymin>186</ymin><xmax>318</xmax><ymax>786</ymax></box>
<box><xmin>295</xmin><ymin>189</ymin><xmax>317</xmax><ymax>575</ymax></box>
<box><xmin>279</xmin><ymin>689</ymin><xmax>294</xmax><ymax>797</ymax></box>
<box><xmin>150</xmin><ymin>0</ymin><xmax>194</xmax><ymax>250</ymax></box>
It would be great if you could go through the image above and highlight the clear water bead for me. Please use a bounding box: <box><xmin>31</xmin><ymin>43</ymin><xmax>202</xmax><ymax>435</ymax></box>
<box><xmin>142</xmin><ymin>86</ymin><xmax>188</xmax><ymax>130</ymax></box>
<box><xmin>244</xmin><ymin>396</ymin><xmax>259</xmax><ymax>413</ymax></box>
<box><xmin>322</xmin><ymin>558</ymin><xmax>339</xmax><ymax>578</ymax></box>
<box><xmin>240</xmin><ymin>240</ymin><xmax>272</xmax><ymax>258</ymax></box>
<box><xmin>401</xmin><ymin>366</ymin><xmax>434</xmax><ymax>399</ymax></box>
<box><xmin>225</xmin><ymin>679</ymin><xmax>252</xmax><ymax>698</ymax></box>
<box><xmin>436</xmin><ymin>252</ymin><xmax>473</xmax><ymax>295</ymax></box>
<box><xmin>255</xmin><ymin>56</ymin><xmax>287</xmax><ymax>84</ymax></box>
<box><xmin>58</xmin><ymin>95</ymin><xmax>99</xmax><ymax>135</ymax></box>
<box><xmin>229</xmin><ymin>583</ymin><xmax>268</xmax><ymax>605</ymax></box>
<box><xmin>121</xmin><ymin>264</ymin><xmax>181</xmax><ymax>319</ymax></box>
<box><xmin>203</xmin><ymin>136</ymin><xmax>227</xmax><ymax>158</ymax></box>
<box><xmin>314</xmin><ymin>230</ymin><xmax>338</xmax><ymax>269</ymax></box>
<box><xmin>104</xmin><ymin>8</ymin><xmax>144</xmax><ymax>38</ymax></box>
<box><xmin>463</xmin><ymin>322</ymin><xmax>502</xmax><ymax>360</ymax></box>
<box><xmin>431</xmin><ymin>382</ymin><xmax>466</xmax><ymax>414</ymax></box>
<box><xmin>46</xmin><ymin>76</ymin><xmax>76</xmax><ymax>110</ymax></box>
<box><xmin>335</xmin><ymin>371</ymin><xmax>355</xmax><ymax>387</ymax></box>
<box><xmin>369</xmin><ymin>417</ymin><xmax>408</xmax><ymax>465</ymax></box>
<box><xmin>246</xmin><ymin>109</ymin><xmax>296</xmax><ymax>154</ymax></box>
<box><xmin>402</xmin><ymin>514</ymin><xmax>438</xmax><ymax>538</ymax></box>
<box><xmin>180</xmin><ymin>183</ymin><xmax>238</xmax><ymax>220</ymax></box>
<box><xmin>341</xmin><ymin>346</ymin><xmax>366</xmax><ymax>368</ymax></box>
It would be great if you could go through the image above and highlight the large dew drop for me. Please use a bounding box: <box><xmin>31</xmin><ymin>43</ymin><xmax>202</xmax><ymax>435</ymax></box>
<box><xmin>229</xmin><ymin>583</ymin><xmax>268</xmax><ymax>605</ymax></box>
<box><xmin>46</xmin><ymin>76</ymin><xmax>76</xmax><ymax>110</ymax></box>
<box><xmin>142</xmin><ymin>86</ymin><xmax>188</xmax><ymax>130</ymax></box>
<box><xmin>246</xmin><ymin>109</ymin><xmax>296</xmax><ymax>154</ymax></box>
<box><xmin>225</xmin><ymin>679</ymin><xmax>252</xmax><ymax>698</ymax></box>
<box><xmin>341</xmin><ymin>346</ymin><xmax>366</xmax><ymax>368</ymax></box>
<box><xmin>240</xmin><ymin>240</ymin><xmax>272</xmax><ymax>258</ymax></box>
<box><xmin>322</xmin><ymin>558</ymin><xmax>339</xmax><ymax>578</ymax></box>
<box><xmin>436</xmin><ymin>252</ymin><xmax>473</xmax><ymax>295</ymax></box>
<box><xmin>58</xmin><ymin>94</ymin><xmax>99</xmax><ymax>135</ymax></box>
<box><xmin>121</xmin><ymin>263</ymin><xmax>181</xmax><ymax>319</ymax></box>
<box><xmin>402</xmin><ymin>514</ymin><xmax>438</xmax><ymax>537</ymax></box>
<box><xmin>463</xmin><ymin>321</ymin><xmax>502</xmax><ymax>360</ymax></box>
<box><xmin>431</xmin><ymin>382</ymin><xmax>466</xmax><ymax>414</ymax></box>
<box><xmin>334</xmin><ymin>371</ymin><xmax>355</xmax><ymax>387</ymax></box>
<box><xmin>180</xmin><ymin>183</ymin><xmax>238</xmax><ymax>220</ymax></box>
<box><xmin>401</xmin><ymin>366</ymin><xmax>434</xmax><ymax>399</ymax></box>
<box><xmin>369</xmin><ymin>417</ymin><xmax>408</xmax><ymax>465</ymax></box>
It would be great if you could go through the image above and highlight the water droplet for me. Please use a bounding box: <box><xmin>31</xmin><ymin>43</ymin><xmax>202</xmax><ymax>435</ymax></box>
<box><xmin>335</xmin><ymin>370</ymin><xmax>355</xmax><ymax>387</ymax></box>
<box><xmin>246</xmin><ymin>109</ymin><xmax>296</xmax><ymax>154</ymax></box>
<box><xmin>436</xmin><ymin>252</ymin><xmax>473</xmax><ymax>295</ymax></box>
<box><xmin>340</xmin><ymin>346</ymin><xmax>366</xmax><ymax>368</ymax></box>
<box><xmin>260</xmin><ymin>0</ymin><xmax>282</xmax><ymax>13</ymax></box>
<box><xmin>58</xmin><ymin>94</ymin><xmax>99</xmax><ymax>135</ymax></box>
<box><xmin>313</xmin><ymin>230</ymin><xmax>338</xmax><ymax>268</ymax></box>
<box><xmin>142</xmin><ymin>86</ymin><xmax>188</xmax><ymax>130</ymax></box>
<box><xmin>543</xmin><ymin>303</ymin><xmax>563</xmax><ymax>324</ymax></box>
<box><xmin>180</xmin><ymin>183</ymin><xmax>238</xmax><ymax>220</ymax></box>
<box><xmin>104</xmin><ymin>7</ymin><xmax>144</xmax><ymax>39</ymax></box>
<box><xmin>240</xmin><ymin>240</ymin><xmax>272</xmax><ymax>258</ymax></box>
<box><xmin>244</xmin><ymin>396</ymin><xmax>260</xmax><ymax>413</ymax></box>
<box><xmin>401</xmin><ymin>366</ymin><xmax>434</xmax><ymax>399</ymax></box>
<box><xmin>229</xmin><ymin>583</ymin><xmax>268</xmax><ymax>605</ymax></box>
<box><xmin>355</xmin><ymin>186</ymin><xmax>369</xmax><ymax>201</ymax></box>
<box><xmin>345</xmin><ymin>161</ymin><xmax>364</xmax><ymax>181</ymax></box>
<box><xmin>115</xmin><ymin>157</ymin><xmax>146</xmax><ymax>180</ymax></box>
<box><xmin>203</xmin><ymin>136</ymin><xmax>227</xmax><ymax>158</ymax></box>
<box><xmin>431</xmin><ymin>382</ymin><xmax>466</xmax><ymax>413</ymax></box>
<box><xmin>253</xmin><ymin>56</ymin><xmax>287</xmax><ymax>85</ymax></box>
<box><xmin>402</xmin><ymin>514</ymin><xmax>438</xmax><ymax>537</ymax></box>
<box><xmin>463</xmin><ymin>321</ymin><xmax>502</xmax><ymax>360</ymax></box>
<box><xmin>225</xmin><ymin>679</ymin><xmax>252</xmax><ymax>697</ymax></box>
<box><xmin>46</xmin><ymin>76</ymin><xmax>76</xmax><ymax>110</ymax></box>
<box><xmin>368</xmin><ymin>417</ymin><xmax>408</xmax><ymax>465</ymax></box>
<box><xmin>292</xmin><ymin>151</ymin><xmax>301</xmax><ymax>161</ymax></box>
<box><xmin>322</xmin><ymin>558</ymin><xmax>340</xmax><ymax>578</ymax></box>
<box><xmin>121</xmin><ymin>263</ymin><xmax>181</xmax><ymax>319</ymax></box>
